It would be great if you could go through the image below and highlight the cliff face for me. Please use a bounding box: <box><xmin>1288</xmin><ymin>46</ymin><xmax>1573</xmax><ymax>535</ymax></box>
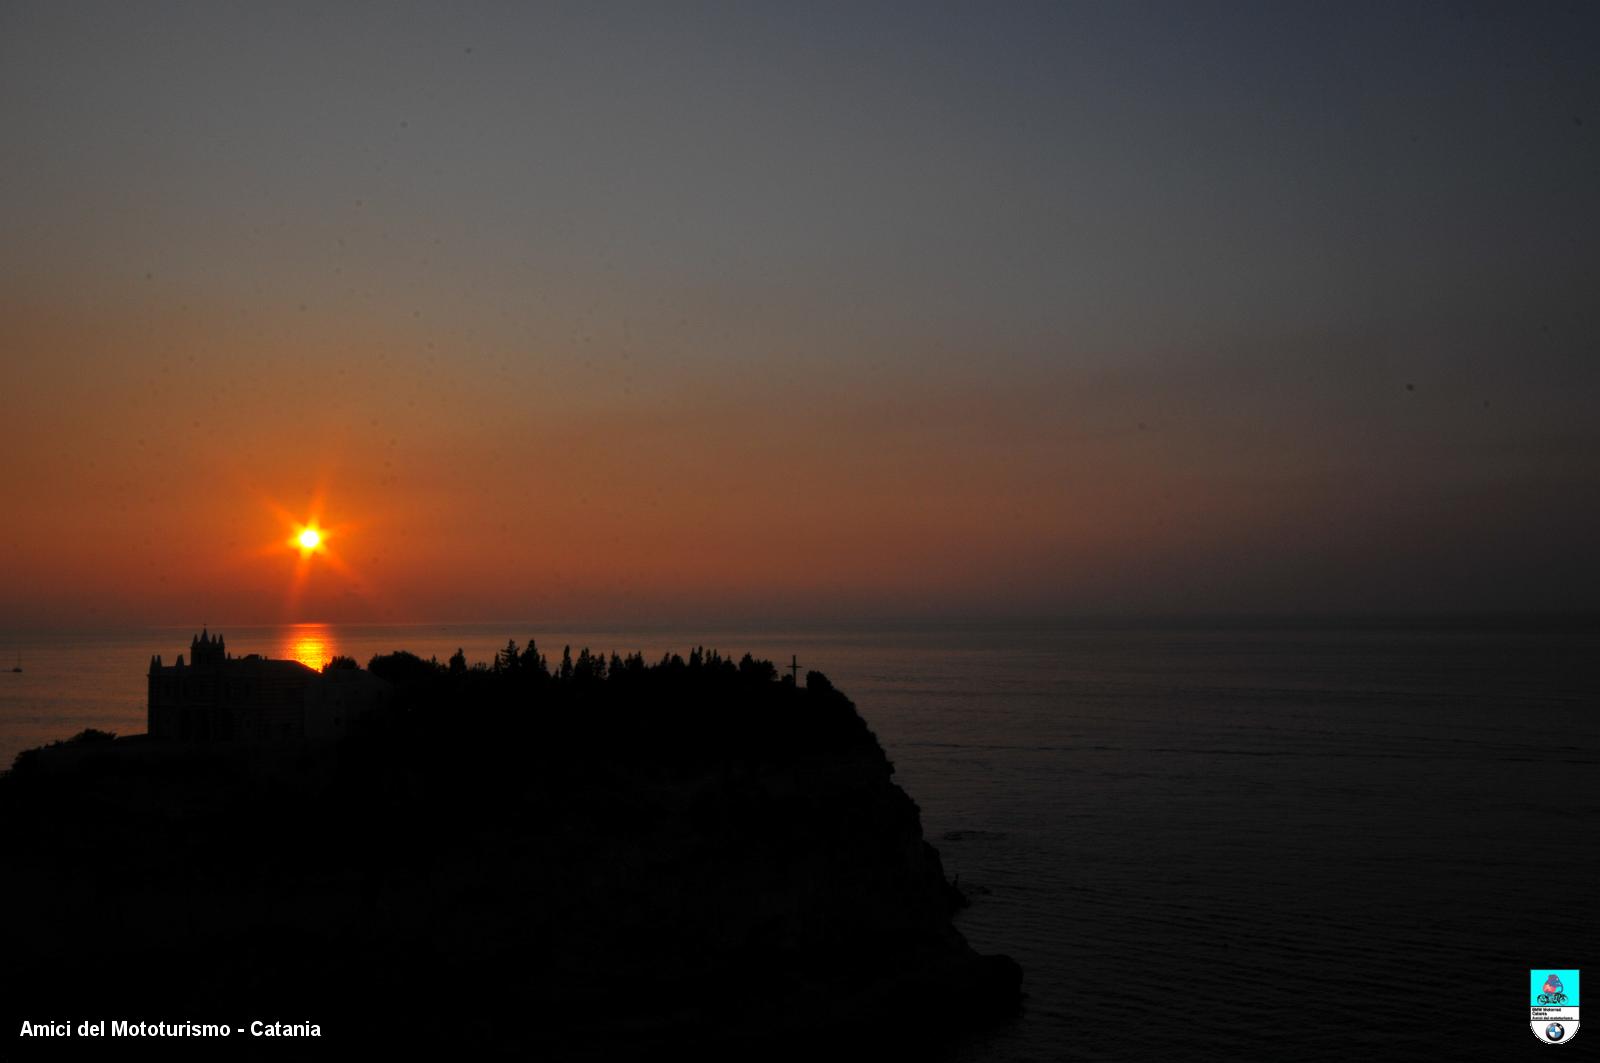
<box><xmin>0</xmin><ymin>670</ymin><xmax>1020</xmax><ymax>1052</ymax></box>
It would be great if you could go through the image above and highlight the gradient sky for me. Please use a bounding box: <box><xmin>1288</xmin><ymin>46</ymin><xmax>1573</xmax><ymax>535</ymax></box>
<box><xmin>3</xmin><ymin>1</ymin><xmax>1597</xmax><ymax>627</ymax></box>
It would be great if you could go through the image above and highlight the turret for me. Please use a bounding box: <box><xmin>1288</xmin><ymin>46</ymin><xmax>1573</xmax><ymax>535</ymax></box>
<box><xmin>191</xmin><ymin>629</ymin><xmax>226</xmax><ymax>669</ymax></box>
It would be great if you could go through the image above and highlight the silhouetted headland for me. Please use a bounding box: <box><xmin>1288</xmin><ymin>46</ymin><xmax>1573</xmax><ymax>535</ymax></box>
<box><xmin>1</xmin><ymin>638</ymin><xmax>1021</xmax><ymax>1053</ymax></box>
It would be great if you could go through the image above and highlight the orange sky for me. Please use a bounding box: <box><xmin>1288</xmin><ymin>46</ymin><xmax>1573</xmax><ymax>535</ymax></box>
<box><xmin>5</xmin><ymin>280</ymin><xmax>1589</xmax><ymax>628</ymax></box>
<box><xmin>3</xmin><ymin>5</ymin><xmax>1596</xmax><ymax>627</ymax></box>
<box><xmin>0</xmin><ymin>288</ymin><xmax>1187</xmax><ymax>624</ymax></box>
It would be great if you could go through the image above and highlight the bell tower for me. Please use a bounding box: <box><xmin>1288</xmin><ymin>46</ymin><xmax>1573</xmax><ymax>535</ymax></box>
<box><xmin>190</xmin><ymin>628</ymin><xmax>227</xmax><ymax>669</ymax></box>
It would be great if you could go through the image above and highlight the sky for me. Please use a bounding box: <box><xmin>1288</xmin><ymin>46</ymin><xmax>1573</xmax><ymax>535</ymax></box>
<box><xmin>2</xmin><ymin>1</ymin><xmax>1597</xmax><ymax>627</ymax></box>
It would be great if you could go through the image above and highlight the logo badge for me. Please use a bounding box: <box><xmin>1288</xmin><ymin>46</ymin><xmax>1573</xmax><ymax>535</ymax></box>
<box><xmin>1531</xmin><ymin>969</ymin><xmax>1580</xmax><ymax>1044</ymax></box>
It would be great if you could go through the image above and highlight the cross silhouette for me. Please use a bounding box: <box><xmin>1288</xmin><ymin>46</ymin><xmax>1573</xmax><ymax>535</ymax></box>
<box><xmin>789</xmin><ymin>654</ymin><xmax>801</xmax><ymax>684</ymax></box>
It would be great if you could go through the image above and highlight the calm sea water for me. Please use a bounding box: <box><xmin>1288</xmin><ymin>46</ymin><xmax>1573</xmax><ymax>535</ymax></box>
<box><xmin>1</xmin><ymin>619</ymin><xmax>1594</xmax><ymax>1059</ymax></box>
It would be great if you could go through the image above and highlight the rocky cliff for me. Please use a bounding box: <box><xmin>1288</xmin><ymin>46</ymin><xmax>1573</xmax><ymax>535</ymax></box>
<box><xmin>0</xmin><ymin>658</ymin><xmax>1020</xmax><ymax>1054</ymax></box>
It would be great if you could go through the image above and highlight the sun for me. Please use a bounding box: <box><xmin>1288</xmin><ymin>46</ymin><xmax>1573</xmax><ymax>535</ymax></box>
<box><xmin>256</xmin><ymin>488</ymin><xmax>371</xmax><ymax>615</ymax></box>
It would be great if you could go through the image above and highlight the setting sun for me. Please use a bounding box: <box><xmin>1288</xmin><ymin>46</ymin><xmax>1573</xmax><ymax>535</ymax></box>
<box><xmin>261</xmin><ymin>493</ymin><xmax>367</xmax><ymax>617</ymax></box>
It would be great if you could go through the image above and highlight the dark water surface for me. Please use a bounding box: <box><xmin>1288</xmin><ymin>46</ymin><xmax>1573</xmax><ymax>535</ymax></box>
<box><xmin>2</xmin><ymin>619</ymin><xmax>1594</xmax><ymax>1059</ymax></box>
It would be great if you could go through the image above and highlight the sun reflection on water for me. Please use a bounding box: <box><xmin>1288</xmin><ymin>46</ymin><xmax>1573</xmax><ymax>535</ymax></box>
<box><xmin>279</xmin><ymin>624</ymin><xmax>336</xmax><ymax>672</ymax></box>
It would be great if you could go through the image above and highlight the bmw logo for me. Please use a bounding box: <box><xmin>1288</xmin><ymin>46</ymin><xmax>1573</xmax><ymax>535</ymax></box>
<box><xmin>1547</xmin><ymin>1023</ymin><xmax>1566</xmax><ymax>1041</ymax></box>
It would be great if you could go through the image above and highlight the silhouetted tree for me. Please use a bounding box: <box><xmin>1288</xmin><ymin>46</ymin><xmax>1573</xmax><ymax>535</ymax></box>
<box><xmin>347</xmin><ymin>637</ymin><xmax>868</xmax><ymax>766</ymax></box>
<box><xmin>573</xmin><ymin>647</ymin><xmax>605</xmax><ymax>684</ymax></box>
<box><xmin>368</xmin><ymin>650</ymin><xmax>441</xmax><ymax>686</ymax></box>
<box><xmin>523</xmin><ymin>639</ymin><xmax>547</xmax><ymax>678</ymax></box>
<box><xmin>740</xmin><ymin>653</ymin><xmax>777</xmax><ymax>683</ymax></box>
<box><xmin>805</xmin><ymin>670</ymin><xmax>834</xmax><ymax>694</ymax></box>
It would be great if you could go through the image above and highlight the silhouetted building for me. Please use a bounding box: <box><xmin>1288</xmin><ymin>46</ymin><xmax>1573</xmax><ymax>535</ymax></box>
<box><xmin>147</xmin><ymin>630</ymin><xmax>387</xmax><ymax>742</ymax></box>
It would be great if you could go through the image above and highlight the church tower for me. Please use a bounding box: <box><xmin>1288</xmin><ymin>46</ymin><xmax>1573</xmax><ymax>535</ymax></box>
<box><xmin>190</xmin><ymin>628</ymin><xmax>227</xmax><ymax>669</ymax></box>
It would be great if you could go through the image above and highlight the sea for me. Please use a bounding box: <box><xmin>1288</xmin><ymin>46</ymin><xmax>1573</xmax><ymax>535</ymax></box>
<box><xmin>1</xmin><ymin>618</ymin><xmax>1594</xmax><ymax>1060</ymax></box>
